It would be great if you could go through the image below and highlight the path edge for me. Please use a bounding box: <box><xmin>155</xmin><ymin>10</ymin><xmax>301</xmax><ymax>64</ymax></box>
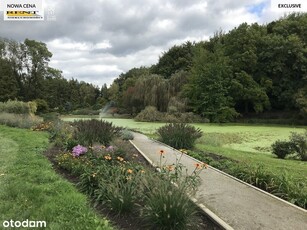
<box><xmin>151</xmin><ymin>138</ymin><xmax>307</xmax><ymax>214</ymax></box>
<box><xmin>129</xmin><ymin>139</ymin><xmax>235</xmax><ymax>230</ymax></box>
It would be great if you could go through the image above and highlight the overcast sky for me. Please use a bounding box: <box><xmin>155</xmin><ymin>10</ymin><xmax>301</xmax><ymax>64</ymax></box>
<box><xmin>0</xmin><ymin>0</ymin><xmax>299</xmax><ymax>87</ymax></box>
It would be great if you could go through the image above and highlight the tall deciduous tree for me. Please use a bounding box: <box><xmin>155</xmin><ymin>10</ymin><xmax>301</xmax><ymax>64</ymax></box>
<box><xmin>0</xmin><ymin>59</ymin><xmax>18</xmax><ymax>101</ymax></box>
<box><xmin>23</xmin><ymin>39</ymin><xmax>52</xmax><ymax>100</ymax></box>
<box><xmin>184</xmin><ymin>46</ymin><xmax>238</xmax><ymax>122</ymax></box>
<box><xmin>152</xmin><ymin>41</ymin><xmax>194</xmax><ymax>78</ymax></box>
<box><xmin>230</xmin><ymin>71</ymin><xmax>270</xmax><ymax>113</ymax></box>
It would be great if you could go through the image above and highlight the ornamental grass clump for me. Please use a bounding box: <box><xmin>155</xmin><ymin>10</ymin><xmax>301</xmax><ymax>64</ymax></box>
<box><xmin>140</xmin><ymin>149</ymin><xmax>207</xmax><ymax>229</ymax></box>
<box><xmin>157</xmin><ymin>123</ymin><xmax>202</xmax><ymax>149</ymax></box>
<box><xmin>73</xmin><ymin>119</ymin><xmax>122</xmax><ymax>146</ymax></box>
<box><xmin>141</xmin><ymin>175</ymin><xmax>197</xmax><ymax>230</ymax></box>
<box><xmin>94</xmin><ymin>163</ymin><xmax>145</xmax><ymax>214</ymax></box>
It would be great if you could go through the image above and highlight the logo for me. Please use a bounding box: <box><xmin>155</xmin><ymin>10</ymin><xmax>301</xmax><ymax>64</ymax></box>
<box><xmin>4</xmin><ymin>0</ymin><xmax>44</xmax><ymax>21</ymax></box>
<box><xmin>271</xmin><ymin>0</ymin><xmax>307</xmax><ymax>12</ymax></box>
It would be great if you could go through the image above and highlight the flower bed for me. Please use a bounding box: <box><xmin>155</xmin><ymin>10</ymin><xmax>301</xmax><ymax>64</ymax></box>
<box><xmin>39</xmin><ymin>119</ymin><xmax>220</xmax><ymax>229</ymax></box>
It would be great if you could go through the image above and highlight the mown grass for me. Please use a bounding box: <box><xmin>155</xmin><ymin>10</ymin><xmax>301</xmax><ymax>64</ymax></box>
<box><xmin>62</xmin><ymin>117</ymin><xmax>306</xmax><ymax>153</ymax></box>
<box><xmin>197</xmin><ymin>145</ymin><xmax>307</xmax><ymax>182</ymax></box>
<box><xmin>0</xmin><ymin>125</ymin><xmax>113</xmax><ymax>230</ymax></box>
<box><xmin>62</xmin><ymin>117</ymin><xmax>307</xmax><ymax>187</ymax></box>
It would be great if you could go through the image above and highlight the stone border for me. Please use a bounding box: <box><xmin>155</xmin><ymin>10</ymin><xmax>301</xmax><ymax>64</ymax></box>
<box><xmin>129</xmin><ymin>140</ymin><xmax>235</xmax><ymax>230</ymax></box>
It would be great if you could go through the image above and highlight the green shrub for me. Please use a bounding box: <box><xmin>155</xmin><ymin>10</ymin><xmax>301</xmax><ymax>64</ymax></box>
<box><xmin>271</xmin><ymin>140</ymin><xmax>294</xmax><ymax>159</ymax></box>
<box><xmin>0</xmin><ymin>100</ymin><xmax>33</xmax><ymax>114</ymax></box>
<box><xmin>49</xmin><ymin>121</ymin><xmax>75</xmax><ymax>147</ymax></box>
<box><xmin>34</xmin><ymin>99</ymin><xmax>49</xmax><ymax>114</ymax></box>
<box><xmin>0</xmin><ymin>112</ymin><xmax>41</xmax><ymax>128</ymax></box>
<box><xmin>120</xmin><ymin>129</ymin><xmax>134</xmax><ymax>140</ymax></box>
<box><xmin>28</xmin><ymin>101</ymin><xmax>37</xmax><ymax>114</ymax></box>
<box><xmin>157</xmin><ymin>123</ymin><xmax>202</xmax><ymax>149</ymax></box>
<box><xmin>65</xmin><ymin>138</ymin><xmax>79</xmax><ymax>151</ymax></box>
<box><xmin>135</xmin><ymin>106</ymin><xmax>162</xmax><ymax>122</ymax></box>
<box><xmin>73</xmin><ymin>119</ymin><xmax>121</xmax><ymax>146</ymax></box>
<box><xmin>290</xmin><ymin>131</ymin><xmax>307</xmax><ymax>161</ymax></box>
<box><xmin>163</xmin><ymin>113</ymin><xmax>180</xmax><ymax>123</ymax></box>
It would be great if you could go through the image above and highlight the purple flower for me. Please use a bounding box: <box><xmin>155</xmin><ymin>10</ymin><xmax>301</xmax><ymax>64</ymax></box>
<box><xmin>72</xmin><ymin>145</ymin><xmax>88</xmax><ymax>157</ymax></box>
<box><xmin>105</xmin><ymin>145</ymin><xmax>114</xmax><ymax>152</ymax></box>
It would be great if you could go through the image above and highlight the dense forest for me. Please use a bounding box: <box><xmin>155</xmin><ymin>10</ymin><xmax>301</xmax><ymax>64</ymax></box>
<box><xmin>109</xmin><ymin>13</ymin><xmax>307</xmax><ymax>122</ymax></box>
<box><xmin>0</xmin><ymin>13</ymin><xmax>306</xmax><ymax>122</ymax></box>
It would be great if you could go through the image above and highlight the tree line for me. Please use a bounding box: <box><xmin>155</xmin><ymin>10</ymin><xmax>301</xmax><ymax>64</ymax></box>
<box><xmin>1</xmin><ymin>13</ymin><xmax>306</xmax><ymax>121</ymax></box>
<box><xmin>0</xmin><ymin>38</ymin><xmax>105</xmax><ymax>112</ymax></box>
<box><xmin>108</xmin><ymin>13</ymin><xmax>307</xmax><ymax>122</ymax></box>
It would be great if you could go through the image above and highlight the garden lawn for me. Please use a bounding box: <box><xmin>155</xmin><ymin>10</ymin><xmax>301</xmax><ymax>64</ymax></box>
<box><xmin>62</xmin><ymin>117</ymin><xmax>306</xmax><ymax>153</ymax></box>
<box><xmin>62</xmin><ymin>117</ymin><xmax>307</xmax><ymax>184</ymax></box>
<box><xmin>198</xmin><ymin>145</ymin><xmax>307</xmax><ymax>182</ymax></box>
<box><xmin>0</xmin><ymin>125</ymin><xmax>113</xmax><ymax>230</ymax></box>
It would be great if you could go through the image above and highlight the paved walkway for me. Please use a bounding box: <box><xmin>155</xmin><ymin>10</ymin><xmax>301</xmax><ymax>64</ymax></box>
<box><xmin>130</xmin><ymin>132</ymin><xmax>307</xmax><ymax>230</ymax></box>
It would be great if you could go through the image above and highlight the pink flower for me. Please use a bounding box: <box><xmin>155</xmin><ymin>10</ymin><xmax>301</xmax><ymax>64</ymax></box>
<box><xmin>72</xmin><ymin>145</ymin><xmax>88</xmax><ymax>157</ymax></box>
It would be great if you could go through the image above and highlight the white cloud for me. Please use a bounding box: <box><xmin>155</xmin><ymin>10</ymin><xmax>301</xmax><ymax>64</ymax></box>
<box><xmin>0</xmin><ymin>0</ymin><xmax>287</xmax><ymax>86</ymax></box>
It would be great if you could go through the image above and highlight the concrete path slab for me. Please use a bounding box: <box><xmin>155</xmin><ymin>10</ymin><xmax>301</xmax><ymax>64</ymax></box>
<box><xmin>130</xmin><ymin>132</ymin><xmax>307</xmax><ymax>230</ymax></box>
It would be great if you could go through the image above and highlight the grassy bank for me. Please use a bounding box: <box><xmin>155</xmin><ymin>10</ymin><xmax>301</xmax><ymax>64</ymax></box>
<box><xmin>0</xmin><ymin>125</ymin><xmax>113</xmax><ymax>229</ymax></box>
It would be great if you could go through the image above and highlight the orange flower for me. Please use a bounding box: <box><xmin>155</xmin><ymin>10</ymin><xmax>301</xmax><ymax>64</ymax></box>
<box><xmin>140</xmin><ymin>170</ymin><xmax>145</xmax><ymax>173</ymax></box>
<box><xmin>117</xmin><ymin>156</ymin><xmax>124</xmax><ymax>162</ymax></box>
<box><xmin>159</xmin><ymin>150</ymin><xmax>165</xmax><ymax>155</ymax></box>
<box><xmin>194</xmin><ymin>162</ymin><xmax>208</xmax><ymax>169</ymax></box>
<box><xmin>127</xmin><ymin>169</ymin><xmax>133</xmax><ymax>174</ymax></box>
<box><xmin>104</xmin><ymin>155</ymin><xmax>112</xmax><ymax>160</ymax></box>
<box><xmin>166</xmin><ymin>165</ymin><xmax>174</xmax><ymax>171</ymax></box>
